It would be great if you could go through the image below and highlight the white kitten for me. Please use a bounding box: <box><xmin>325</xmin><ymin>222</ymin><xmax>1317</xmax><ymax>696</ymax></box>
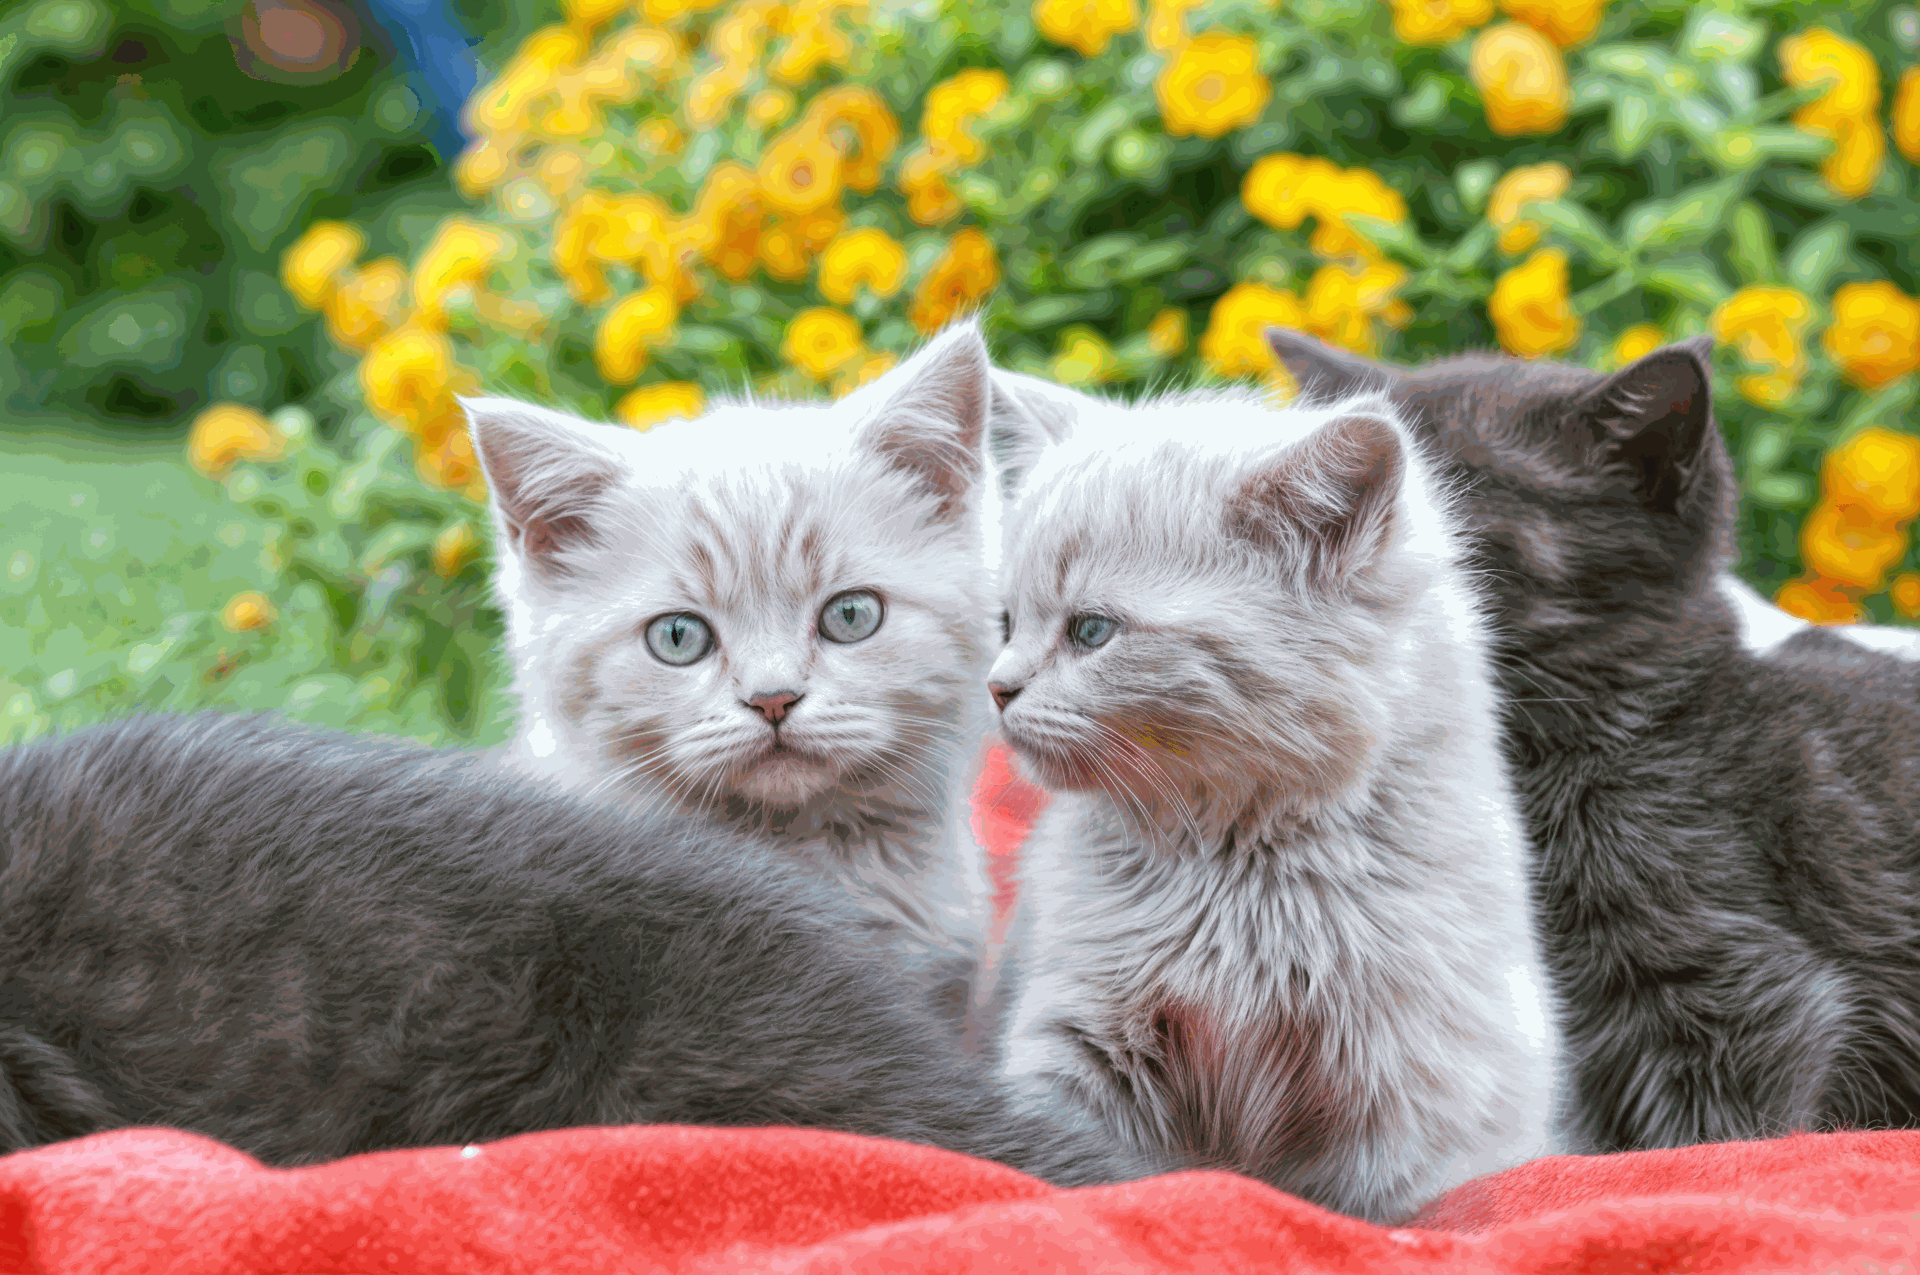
<box><xmin>982</xmin><ymin>374</ymin><xmax>1566</xmax><ymax>1222</ymax></box>
<box><xmin>463</xmin><ymin>323</ymin><xmax>1000</xmax><ymax>1026</ymax></box>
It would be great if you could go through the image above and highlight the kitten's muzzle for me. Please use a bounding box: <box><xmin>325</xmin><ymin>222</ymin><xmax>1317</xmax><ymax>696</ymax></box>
<box><xmin>744</xmin><ymin>689</ymin><xmax>804</xmax><ymax>724</ymax></box>
<box><xmin>989</xmin><ymin>682</ymin><xmax>1021</xmax><ymax>711</ymax></box>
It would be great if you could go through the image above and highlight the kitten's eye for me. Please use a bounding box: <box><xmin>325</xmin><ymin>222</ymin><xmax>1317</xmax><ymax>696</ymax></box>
<box><xmin>1066</xmin><ymin>614</ymin><xmax>1117</xmax><ymax>649</ymax></box>
<box><xmin>819</xmin><ymin>590</ymin><xmax>884</xmax><ymax>644</ymax></box>
<box><xmin>999</xmin><ymin>610</ymin><xmax>1012</xmax><ymax>644</ymax></box>
<box><xmin>645</xmin><ymin>612</ymin><xmax>714</xmax><ymax>666</ymax></box>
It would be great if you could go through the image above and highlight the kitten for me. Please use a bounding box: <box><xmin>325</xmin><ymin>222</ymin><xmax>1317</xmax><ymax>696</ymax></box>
<box><xmin>464</xmin><ymin>323</ymin><xmax>999</xmax><ymax>1028</ymax></box>
<box><xmin>978</xmin><ymin>376</ymin><xmax>1565</xmax><ymax>1222</ymax></box>
<box><xmin>1266</xmin><ymin>327</ymin><xmax>1920</xmax><ymax>1151</ymax></box>
<box><xmin>0</xmin><ymin>711</ymin><xmax>1148</xmax><ymax>1185</ymax></box>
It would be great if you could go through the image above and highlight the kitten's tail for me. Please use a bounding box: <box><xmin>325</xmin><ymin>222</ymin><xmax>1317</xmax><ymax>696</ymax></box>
<box><xmin>0</xmin><ymin>1027</ymin><xmax>114</xmax><ymax>1155</ymax></box>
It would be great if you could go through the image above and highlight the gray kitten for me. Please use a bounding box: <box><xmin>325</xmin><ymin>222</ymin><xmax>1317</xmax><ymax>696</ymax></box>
<box><xmin>463</xmin><ymin>324</ymin><xmax>1001</xmax><ymax>1027</ymax></box>
<box><xmin>1264</xmin><ymin>327</ymin><xmax>1920</xmax><ymax>1151</ymax></box>
<box><xmin>979</xmin><ymin>374</ymin><xmax>1566</xmax><ymax>1222</ymax></box>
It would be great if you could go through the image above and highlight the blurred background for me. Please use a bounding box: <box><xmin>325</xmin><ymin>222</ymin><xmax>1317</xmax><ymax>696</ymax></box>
<box><xmin>3</xmin><ymin>0</ymin><xmax>1919</xmax><ymax>748</ymax></box>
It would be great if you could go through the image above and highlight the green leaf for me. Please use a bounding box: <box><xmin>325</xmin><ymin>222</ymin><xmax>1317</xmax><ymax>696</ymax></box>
<box><xmin>1393</xmin><ymin>74</ymin><xmax>1449</xmax><ymax>127</ymax></box>
<box><xmin>1652</xmin><ymin>175</ymin><xmax>1747</xmax><ymax>245</ymax></box>
<box><xmin>1531</xmin><ymin>199</ymin><xmax>1621</xmax><ymax>260</ymax></box>
<box><xmin>1610</xmin><ymin>94</ymin><xmax>1658</xmax><ymax>158</ymax></box>
<box><xmin>1727</xmin><ymin>202</ymin><xmax>1780</xmax><ymax>284</ymax></box>
<box><xmin>1644</xmin><ymin>257</ymin><xmax>1732</xmax><ymax>304</ymax></box>
<box><xmin>1783</xmin><ymin>222</ymin><xmax>1849</xmax><ymax>294</ymax></box>
<box><xmin>1680</xmin><ymin>10</ymin><xmax>1765</xmax><ymax>62</ymax></box>
<box><xmin>1344</xmin><ymin>214</ymin><xmax>1434</xmax><ymax>265</ymax></box>
<box><xmin>1454</xmin><ymin>160</ymin><xmax>1498</xmax><ymax>215</ymax></box>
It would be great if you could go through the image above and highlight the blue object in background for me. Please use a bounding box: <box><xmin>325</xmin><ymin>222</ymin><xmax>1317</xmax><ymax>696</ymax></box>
<box><xmin>357</xmin><ymin>0</ymin><xmax>481</xmax><ymax>161</ymax></box>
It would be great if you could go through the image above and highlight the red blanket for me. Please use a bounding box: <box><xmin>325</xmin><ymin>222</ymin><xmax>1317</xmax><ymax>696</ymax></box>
<box><xmin>3</xmin><ymin>748</ymin><xmax>1916</xmax><ymax>1273</ymax></box>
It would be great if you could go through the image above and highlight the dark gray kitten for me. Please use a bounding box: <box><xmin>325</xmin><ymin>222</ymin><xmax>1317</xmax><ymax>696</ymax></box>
<box><xmin>0</xmin><ymin>712</ymin><xmax>1145</xmax><ymax>1184</ymax></box>
<box><xmin>1266</xmin><ymin>327</ymin><xmax>1920</xmax><ymax>1153</ymax></box>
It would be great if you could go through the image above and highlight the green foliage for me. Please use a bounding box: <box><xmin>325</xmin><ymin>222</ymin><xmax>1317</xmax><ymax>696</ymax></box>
<box><xmin>0</xmin><ymin>0</ymin><xmax>463</xmax><ymax>440</ymax></box>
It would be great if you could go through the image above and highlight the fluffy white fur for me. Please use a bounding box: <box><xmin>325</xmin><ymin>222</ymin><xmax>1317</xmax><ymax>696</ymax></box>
<box><xmin>463</xmin><ymin>323</ymin><xmax>1000</xmax><ymax>1025</ymax></box>
<box><xmin>982</xmin><ymin>373</ymin><xmax>1566</xmax><ymax>1222</ymax></box>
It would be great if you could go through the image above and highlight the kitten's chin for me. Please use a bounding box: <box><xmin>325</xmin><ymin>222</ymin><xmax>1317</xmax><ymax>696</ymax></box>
<box><xmin>732</xmin><ymin>748</ymin><xmax>840</xmax><ymax>807</ymax></box>
<box><xmin>1003</xmin><ymin>738</ymin><xmax>1104</xmax><ymax>793</ymax></box>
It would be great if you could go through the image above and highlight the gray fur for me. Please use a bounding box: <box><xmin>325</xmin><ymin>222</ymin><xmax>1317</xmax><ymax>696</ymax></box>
<box><xmin>0</xmin><ymin>712</ymin><xmax>1150</xmax><ymax>1185</ymax></box>
<box><xmin>979</xmin><ymin>378</ymin><xmax>1566</xmax><ymax>1222</ymax></box>
<box><xmin>464</xmin><ymin>323</ymin><xmax>1001</xmax><ymax>1028</ymax></box>
<box><xmin>1264</xmin><ymin>327</ymin><xmax>1920</xmax><ymax>1151</ymax></box>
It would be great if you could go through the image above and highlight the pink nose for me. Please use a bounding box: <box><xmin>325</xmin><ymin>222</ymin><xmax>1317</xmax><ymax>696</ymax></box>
<box><xmin>988</xmin><ymin>683</ymin><xmax>1021</xmax><ymax>711</ymax></box>
<box><xmin>745</xmin><ymin>690</ymin><xmax>802</xmax><ymax>724</ymax></box>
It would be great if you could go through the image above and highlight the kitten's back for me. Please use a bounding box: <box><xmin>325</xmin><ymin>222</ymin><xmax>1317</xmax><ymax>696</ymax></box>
<box><xmin>0</xmin><ymin>713</ymin><xmax>1141</xmax><ymax>1185</ymax></box>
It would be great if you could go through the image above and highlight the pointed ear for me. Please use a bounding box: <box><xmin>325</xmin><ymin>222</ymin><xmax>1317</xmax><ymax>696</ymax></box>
<box><xmin>1264</xmin><ymin>327</ymin><xmax>1390</xmax><ymax>400</ymax></box>
<box><xmin>854</xmin><ymin>321</ymin><xmax>991</xmax><ymax>522</ymax></box>
<box><xmin>1573</xmin><ymin>336</ymin><xmax>1718</xmax><ymax>515</ymax></box>
<box><xmin>987</xmin><ymin>370</ymin><xmax>1080</xmax><ymax>500</ymax></box>
<box><xmin>464</xmin><ymin>397</ymin><xmax>629</xmax><ymax>577</ymax></box>
<box><xmin>1226</xmin><ymin>410</ymin><xmax>1406</xmax><ymax>586</ymax></box>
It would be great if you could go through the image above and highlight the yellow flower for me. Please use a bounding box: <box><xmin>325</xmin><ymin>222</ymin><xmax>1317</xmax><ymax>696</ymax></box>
<box><xmin>638</xmin><ymin>118</ymin><xmax>686</xmax><ymax>155</ymax></box>
<box><xmin>1775</xmin><ymin>574</ymin><xmax>1862</xmax><ymax>624</ymax></box>
<box><xmin>1818</xmin><ymin>112</ymin><xmax>1887</xmax><ymax>200</ymax></box>
<box><xmin>1034</xmin><ymin>0</ymin><xmax>1139</xmax><ymax>57</ymax></box>
<box><xmin>1823</xmin><ymin>427</ymin><xmax>1920</xmax><ymax>523</ymax></box>
<box><xmin>770</xmin><ymin>9</ymin><xmax>852</xmax><ymax>84</ymax></box>
<box><xmin>1801</xmin><ymin>501</ymin><xmax>1908</xmax><ymax>590</ymax></box>
<box><xmin>616</xmin><ymin>381</ymin><xmax>705</xmax><ymax>431</ymax></box>
<box><xmin>467</xmin><ymin>56</ymin><xmax>561</xmax><ymax>137</ymax></box>
<box><xmin>595</xmin><ymin>285</ymin><xmax>680</xmax><ymax>384</ymax></box>
<box><xmin>749</xmin><ymin>87</ymin><xmax>797</xmax><ymax>128</ymax></box>
<box><xmin>783</xmin><ymin>307</ymin><xmax>866</xmax><ymax>380</ymax></box>
<box><xmin>1489</xmin><ymin>248</ymin><xmax>1579</xmax><ymax>358</ymax></box>
<box><xmin>1896</xmin><ymin>67</ymin><xmax>1920</xmax><ymax>165</ymax></box>
<box><xmin>1894</xmin><ymin>570</ymin><xmax>1920</xmax><ymax>619</ymax></box>
<box><xmin>1146</xmin><ymin>0</ymin><xmax>1201</xmax><ymax>52</ymax></box>
<box><xmin>453</xmin><ymin>135</ymin><xmax>516</xmax><ymax>199</ymax></box>
<box><xmin>432</xmin><ymin>520</ymin><xmax>481</xmax><ymax>579</ymax></box>
<box><xmin>412</xmin><ymin>218</ymin><xmax>509</xmax><ymax>330</ymax></box>
<box><xmin>690</xmin><ymin>163</ymin><xmax>765</xmax><ymax>281</ymax></box>
<box><xmin>900</xmin><ymin>146</ymin><xmax>963</xmax><ymax>225</ymax></box>
<box><xmin>708</xmin><ymin>0</ymin><xmax>779</xmax><ymax>68</ymax></box>
<box><xmin>1242</xmin><ymin>153</ymin><xmax>1338</xmax><ymax>230</ymax></box>
<box><xmin>1200</xmin><ymin>282</ymin><xmax>1306</xmax><ymax>378</ymax></box>
<box><xmin>1487</xmin><ymin>162</ymin><xmax>1571</xmax><ymax>255</ymax></box>
<box><xmin>221</xmin><ymin>591</ymin><xmax>276</xmax><ymax>632</ymax></box>
<box><xmin>1824</xmin><ymin>281</ymin><xmax>1920</xmax><ymax>389</ymax></box>
<box><xmin>361</xmin><ymin>324</ymin><xmax>462</xmax><ymax>428</ymax></box>
<box><xmin>831</xmin><ymin>350</ymin><xmax>897</xmax><ymax>399</ymax></box>
<box><xmin>324</xmin><ymin>258</ymin><xmax>408</xmax><ymax>352</ymax></box>
<box><xmin>806</xmin><ymin>86</ymin><xmax>900</xmax><ymax>193</ymax></box>
<box><xmin>1471</xmin><ymin>23</ymin><xmax>1569</xmax><ymax>136</ymax></box>
<box><xmin>1713</xmin><ymin>286</ymin><xmax>1813</xmax><ymax>406</ymax></box>
<box><xmin>757</xmin><ymin>207</ymin><xmax>844</xmax><ymax>280</ymax></box>
<box><xmin>187</xmin><ymin>404</ymin><xmax>283</xmax><ymax>478</ymax></box>
<box><xmin>910</xmin><ymin>228</ymin><xmax>1000</xmax><ymax>333</ymax></box>
<box><xmin>758</xmin><ymin>122</ymin><xmax>846</xmax><ymax>216</ymax></box>
<box><xmin>818</xmin><ymin>228</ymin><xmax>907</xmax><ymax>305</ymax></box>
<box><xmin>535</xmin><ymin>145</ymin><xmax>589</xmax><ymax>198</ymax></box>
<box><xmin>519</xmin><ymin>24</ymin><xmax>587</xmax><ymax>70</ymax></box>
<box><xmin>1147</xmin><ymin>307</ymin><xmax>1189</xmax><ymax>356</ymax></box>
<box><xmin>281</xmin><ymin>221</ymin><xmax>364</xmax><ymax>310</ymax></box>
<box><xmin>1049</xmin><ymin>328</ymin><xmax>1120</xmax><ymax>386</ymax></box>
<box><xmin>416</xmin><ymin>427</ymin><xmax>484</xmax><ymax>495</ymax></box>
<box><xmin>643</xmin><ymin>0</ymin><xmax>728</xmax><ymax>20</ymax></box>
<box><xmin>554</xmin><ymin>193</ymin><xmax>690</xmax><ymax>305</ymax></box>
<box><xmin>1304</xmin><ymin>260</ymin><xmax>1410</xmax><ymax>354</ymax></box>
<box><xmin>1305</xmin><ymin>167</ymin><xmax>1408</xmax><ymax>258</ymax></box>
<box><xmin>1498</xmin><ymin>0</ymin><xmax>1607</xmax><ymax>48</ymax></box>
<box><xmin>686</xmin><ymin>65</ymin><xmax>749</xmax><ymax>129</ymax></box>
<box><xmin>1157</xmin><ymin>33</ymin><xmax>1270</xmax><ymax>138</ymax></box>
<box><xmin>923</xmin><ymin>69</ymin><xmax>1008</xmax><ymax>165</ymax></box>
<box><xmin>1780</xmin><ymin>28</ymin><xmax>1882</xmax><ymax>124</ymax></box>
<box><xmin>1389</xmin><ymin>0</ymin><xmax>1493</xmax><ymax>46</ymax></box>
<box><xmin>1611</xmin><ymin>324</ymin><xmax>1665</xmax><ymax>367</ymax></box>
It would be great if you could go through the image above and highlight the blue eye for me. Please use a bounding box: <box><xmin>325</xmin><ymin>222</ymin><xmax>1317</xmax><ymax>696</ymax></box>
<box><xmin>1066</xmin><ymin>614</ymin><xmax>1116</xmax><ymax>649</ymax></box>
<box><xmin>820</xmin><ymin>590</ymin><xmax>884</xmax><ymax>643</ymax></box>
<box><xmin>645</xmin><ymin>613</ymin><xmax>714</xmax><ymax>665</ymax></box>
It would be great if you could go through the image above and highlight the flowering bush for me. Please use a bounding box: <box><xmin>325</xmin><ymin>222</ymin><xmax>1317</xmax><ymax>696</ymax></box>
<box><xmin>21</xmin><ymin>0</ymin><xmax>1915</xmax><ymax>744</ymax></box>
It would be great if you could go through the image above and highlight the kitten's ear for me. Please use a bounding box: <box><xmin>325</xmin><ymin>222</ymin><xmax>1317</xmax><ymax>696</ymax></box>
<box><xmin>854</xmin><ymin>320</ymin><xmax>991</xmax><ymax>522</ymax></box>
<box><xmin>1572</xmin><ymin>336</ymin><xmax>1718</xmax><ymax>515</ymax></box>
<box><xmin>1264</xmin><ymin>327</ymin><xmax>1391</xmax><ymax>400</ymax></box>
<box><xmin>464</xmin><ymin>397</ymin><xmax>628</xmax><ymax>576</ymax></box>
<box><xmin>1227</xmin><ymin>409</ymin><xmax>1406</xmax><ymax>585</ymax></box>
<box><xmin>987</xmin><ymin>370</ymin><xmax>1079</xmax><ymax>500</ymax></box>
